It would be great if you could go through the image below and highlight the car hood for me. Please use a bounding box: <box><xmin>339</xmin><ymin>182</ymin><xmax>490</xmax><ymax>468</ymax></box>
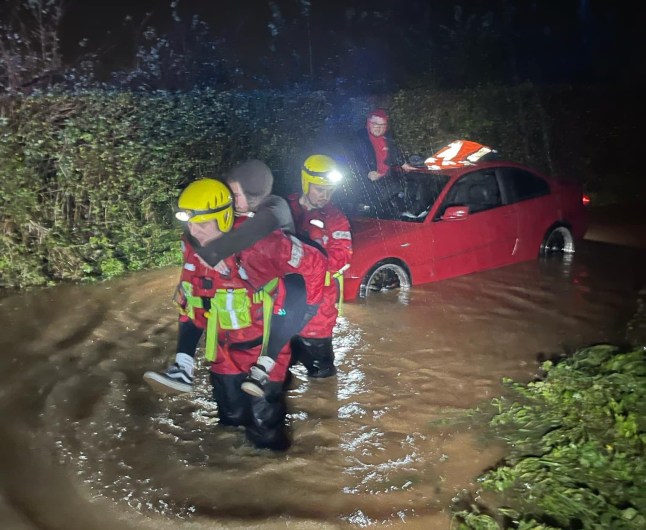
<box><xmin>349</xmin><ymin>217</ymin><xmax>412</xmax><ymax>244</ymax></box>
<box><xmin>347</xmin><ymin>217</ymin><xmax>423</xmax><ymax>271</ymax></box>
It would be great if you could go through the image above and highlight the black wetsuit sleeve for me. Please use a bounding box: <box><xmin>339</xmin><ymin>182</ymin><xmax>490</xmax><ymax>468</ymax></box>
<box><xmin>194</xmin><ymin>195</ymin><xmax>295</xmax><ymax>266</ymax></box>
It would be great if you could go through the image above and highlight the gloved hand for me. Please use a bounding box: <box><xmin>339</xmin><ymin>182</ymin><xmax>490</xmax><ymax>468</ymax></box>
<box><xmin>241</xmin><ymin>356</ymin><xmax>276</xmax><ymax>398</ymax></box>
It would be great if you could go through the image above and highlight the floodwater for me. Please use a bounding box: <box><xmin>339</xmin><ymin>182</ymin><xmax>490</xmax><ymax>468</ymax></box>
<box><xmin>1</xmin><ymin>214</ymin><xmax>645</xmax><ymax>530</ymax></box>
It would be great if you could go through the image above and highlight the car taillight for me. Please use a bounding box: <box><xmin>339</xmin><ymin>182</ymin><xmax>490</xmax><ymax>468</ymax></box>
<box><xmin>582</xmin><ymin>194</ymin><xmax>591</xmax><ymax>206</ymax></box>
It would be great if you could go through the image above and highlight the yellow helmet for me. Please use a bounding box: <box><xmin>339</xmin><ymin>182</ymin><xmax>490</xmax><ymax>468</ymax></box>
<box><xmin>301</xmin><ymin>154</ymin><xmax>343</xmax><ymax>194</ymax></box>
<box><xmin>175</xmin><ymin>178</ymin><xmax>234</xmax><ymax>232</ymax></box>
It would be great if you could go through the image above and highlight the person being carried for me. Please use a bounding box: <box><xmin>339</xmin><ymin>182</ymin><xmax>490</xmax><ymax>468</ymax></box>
<box><xmin>287</xmin><ymin>154</ymin><xmax>352</xmax><ymax>378</ymax></box>
<box><xmin>195</xmin><ymin>159</ymin><xmax>327</xmax><ymax>391</ymax></box>
<box><xmin>193</xmin><ymin>159</ymin><xmax>295</xmax><ymax>264</ymax></box>
<box><xmin>145</xmin><ymin>160</ymin><xmax>319</xmax><ymax>394</ymax></box>
<box><xmin>144</xmin><ymin>178</ymin><xmax>326</xmax><ymax>451</ymax></box>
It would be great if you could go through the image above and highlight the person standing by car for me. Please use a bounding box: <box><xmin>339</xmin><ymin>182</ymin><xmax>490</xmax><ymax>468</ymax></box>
<box><xmin>287</xmin><ymin>154</ymin><xmax>353</xmax><ymax>378</ymax></box>
<box><xmin>144</xmin><ymin>178</ymin><xmax>326</xmax><ymax>451</ymax></box>
<box><xmin>347</xmin><ymin>108</ymin><xmax>414</xmax><ymax>211</ymax></box>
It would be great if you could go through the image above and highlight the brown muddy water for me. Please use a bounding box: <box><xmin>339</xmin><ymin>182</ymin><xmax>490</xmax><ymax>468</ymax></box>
<box><xmin>1</xmin><ymin>217</ymin><xmax>645</xmax><ymax>530</ymax></box>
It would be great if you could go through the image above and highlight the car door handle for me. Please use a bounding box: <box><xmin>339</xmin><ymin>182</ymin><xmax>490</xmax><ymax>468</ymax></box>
<box><xmin>400</xmin><ymin>243</ymin><xmax>411</xmax><ymax>247</ymax></box>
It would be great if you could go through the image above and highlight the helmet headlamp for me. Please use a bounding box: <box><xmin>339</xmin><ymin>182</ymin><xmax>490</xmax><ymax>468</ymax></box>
<box><xmin>303</xmin><ymin>166</ymin><xmax>344</xmax><ymax>184</ymax></box>
<box><xmin>175</xmin><ymin>203</ymin><xmax>232</xmax><ymax>223</ymax></box>
<box><xmin>326</xmin><ymin>169</ymin><xmax>343</xmax><ymax>184</ymax></box>
<box><xmin>301</xmin><ymin>154</ymin><xmax>343</xmax><ymax>194</ymax></box>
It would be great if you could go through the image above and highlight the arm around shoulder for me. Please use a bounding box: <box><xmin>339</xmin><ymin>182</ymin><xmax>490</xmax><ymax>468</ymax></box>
<box><xmin>194</xmin><ymin>196</ymin><xmax>293</xmax><ymax>266</ymax></box>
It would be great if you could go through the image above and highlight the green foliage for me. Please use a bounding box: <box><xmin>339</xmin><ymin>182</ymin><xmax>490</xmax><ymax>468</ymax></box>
<box><xmin>0</xmin><ymin>88</ymin><xmax>340</xmax><ymax>287</ymax></box>
<box><xmin>0</xmin><ymin>90</ymin><xmax>186</xmax><ymax>287</ymax></box>
<box><xmin>452</xmin><ymin>344</ymin><xmax>646</xmax><ymax>529</ymax></box>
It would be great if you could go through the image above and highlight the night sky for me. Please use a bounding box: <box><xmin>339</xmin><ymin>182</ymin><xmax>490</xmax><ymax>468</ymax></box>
<box><xmin>56</xmin><ymin>0</ymin><xmax>640</xmax><ymax>90</ymax></box>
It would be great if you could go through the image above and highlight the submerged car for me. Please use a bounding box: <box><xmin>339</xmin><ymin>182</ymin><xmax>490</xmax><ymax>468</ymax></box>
<box><xmin>338</xmin><ymin>157</ymin><xmax>589</xmax><ymax>301</ymax></box>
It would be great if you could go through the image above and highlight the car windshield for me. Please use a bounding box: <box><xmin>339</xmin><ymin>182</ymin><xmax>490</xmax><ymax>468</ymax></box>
<box><xmin>335</xmin><ymin>171</ymin><xmax>450</xmax><ymax>222</ymax></box>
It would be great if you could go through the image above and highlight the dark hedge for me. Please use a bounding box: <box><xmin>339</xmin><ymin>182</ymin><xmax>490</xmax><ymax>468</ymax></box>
<box><xmin>0</xmin><ymin>83</ymin><xmax>640</xmax><ymax>288</ymax></box>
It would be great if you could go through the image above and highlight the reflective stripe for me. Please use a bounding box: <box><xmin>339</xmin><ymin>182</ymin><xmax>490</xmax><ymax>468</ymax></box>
<box><xmin>436</xmin><ymin>140</ymin><xmax>463</xmax><ymax>162</ymax></box>
<box><xmin>225</xmin><ymin>290</ymin><xmax>240</xmax><ymax>329</ymax></box>
<box><xmin>466</xmin><ymin>146</ymin><xmax>492</xmax><ymax>162</ymax></box>
<box><xmin>288</xmin><ymin>236</ymin><xmax>304</xmax><ymax>267</ymax></box>
<box><xmin>332</xmin><ymin>230</ymin><xmax>351</xmax><ymax>240</ymax></box>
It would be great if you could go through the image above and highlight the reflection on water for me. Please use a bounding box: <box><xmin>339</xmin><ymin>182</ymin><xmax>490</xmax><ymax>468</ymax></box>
<box><xmin>0</xmin><ymin>240</ymin><xmax>644</xmax><ymax>529</ymax></box>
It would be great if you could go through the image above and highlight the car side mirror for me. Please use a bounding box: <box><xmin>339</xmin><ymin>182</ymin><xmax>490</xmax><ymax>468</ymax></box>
<box><xmin>441</xmin><ymin>205</ymin><xmax>470</xmax><ymax>220</ymax></box>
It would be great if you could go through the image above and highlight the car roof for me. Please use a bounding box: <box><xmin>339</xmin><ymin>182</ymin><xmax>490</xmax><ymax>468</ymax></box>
<box><xmin>412</xmin><ymin>160</ymin><xmax>540</xmax><ymax>176</ymax></box>
<box><xmin>409</xmin><ymin>159</ymin><xmax>543</xmax><ymax>178</ymax></box>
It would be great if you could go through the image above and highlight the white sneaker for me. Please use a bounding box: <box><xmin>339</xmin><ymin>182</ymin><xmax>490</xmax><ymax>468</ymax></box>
<box><xmin>144</xmin><ymin>364</ymin><xmax>194</xmax><ymax>394</ymax></box>
<box><xmin>240</xmin><ymin>357</ymin><xmax>274</xmax><ymax>397</ymax></box>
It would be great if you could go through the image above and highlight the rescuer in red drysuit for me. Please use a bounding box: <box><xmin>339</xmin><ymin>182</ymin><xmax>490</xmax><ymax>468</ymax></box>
<box><xmin>287</xmin><ymin>154</ymin><xmax>352</xmax><ymax>378</ymax></box>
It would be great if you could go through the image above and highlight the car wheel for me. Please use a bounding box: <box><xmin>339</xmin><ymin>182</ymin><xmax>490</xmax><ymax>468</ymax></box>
<box><xmin>540</xmin><ymin>225</ymin><xmax>575</xmax><ymax>257</ymax></box>
<box><xmin>359</xmin><ymin>260</ymin><xmax>411</xmax><ymax>298</ymax></box>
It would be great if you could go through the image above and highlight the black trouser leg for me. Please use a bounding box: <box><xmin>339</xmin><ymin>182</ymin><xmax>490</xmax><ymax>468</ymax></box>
<box><xmin>210</xmin><ymin>372</ymin><xmax>249</xmax><ymax>426</ymax></box>
<box><xmin>175</xmin><ymin>319</ymin><xmax>204</xmax><ymax>357</ymax></box>
<box><xmin>290</xmin><ymin>336</ymin><xmax>336</xmax><ymax>378</ymax></box>
<box><xmin>210</xmin><ymin>374</ymin><xmax>290</xmax><ymax>451</ymax></box>
<box><xmin>265</xmin><ymin>273</ymin><xmax>316</xmax><ymax>362</ymax></box>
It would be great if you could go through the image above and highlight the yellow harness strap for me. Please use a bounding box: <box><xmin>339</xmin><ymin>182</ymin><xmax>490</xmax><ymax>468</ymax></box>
<box><xmin>181</xmin><ymin>278</ymin><xmax>279</xmax><ymax>363</ymax></box>
<box><xmin>335</xmin><ymin>273</ymin><xmax>345</xmax><ymax>316</ymax></box>
<box><xmin>180</xmin><ymin>281</ymin><xmax>203</xmax><ymax>320</ymax></box>
<box><xmin>326</xmin><ymin>269</ymin><xmax>346</xmax><ymax>317</ymax></box>
<box><xmin>205</xmin><ymin>307</ymin><xmax>219</xmax><ymax>362</ymax></box>
<box><xmin>253</xmin><ymin>278</ymin><xmax>278</xmax><ymax>359</ymax></box>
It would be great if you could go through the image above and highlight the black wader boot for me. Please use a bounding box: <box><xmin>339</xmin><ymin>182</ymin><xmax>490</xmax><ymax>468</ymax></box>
<box><xmin>211</xmin><ymin>373</ymin><xmax>250</xmax><ymax>426</ymax></box>
<box><xmin>290</xmin><ymin>336</ymin><xmax>336</xmax><ymax>378</ymax></box>
<box><xmin>211</xmin><ymin>373</ymin><xmax>290</xmax><ymax>451</ymax></box>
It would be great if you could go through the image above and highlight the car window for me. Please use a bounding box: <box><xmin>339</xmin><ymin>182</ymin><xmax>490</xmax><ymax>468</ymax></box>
<box><xmin>497</xmin><ymin>167</ymin><xmax>550</xmax><ymax>203</ymax></box>
<box><xmin>395</xmin><ymin>172</ymin><xmax>450</xmax><ymax>222</ymax></box>
<box><xmin>435</xmin><ymin>169</ymin><xmax>502</xmax><ymax>218</ymax></box>
<box><xmin>335</xmin><ymin>171</ymin><xmax>450</xmax><ymax>223</ymax></box>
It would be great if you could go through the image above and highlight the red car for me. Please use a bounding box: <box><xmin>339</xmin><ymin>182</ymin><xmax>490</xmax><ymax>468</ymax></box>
<box><xmin>340</xmin><ymin>160</ymin><xmax>589</xmax><ymax>301</ymax></box>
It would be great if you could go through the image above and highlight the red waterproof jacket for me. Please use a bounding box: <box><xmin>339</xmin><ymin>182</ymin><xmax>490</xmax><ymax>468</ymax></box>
<box><xmin>176</xmin><ymin>222</ymin><xmax>326</xmax><ymax>379</ymax></box>
<box><xmin>288</xmin><ymin>194</ymin><xmax>352</xmax><ymax>337</ymax></box>
<box><xmin>234</xmin><ymin>228</ymin><xmax>327</xmax><ymax>307</ymax></box>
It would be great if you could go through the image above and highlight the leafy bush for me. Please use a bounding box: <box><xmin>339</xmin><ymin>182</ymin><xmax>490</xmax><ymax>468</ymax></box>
<box><xmin>452</xmin><ymin>344</ymin><xmax>646</xmax><ymax>530</ymax></box>
<box><xmin>0</xmin><ymin>88</ymin><xmax>344</xmax><ymax>288</ymax></box>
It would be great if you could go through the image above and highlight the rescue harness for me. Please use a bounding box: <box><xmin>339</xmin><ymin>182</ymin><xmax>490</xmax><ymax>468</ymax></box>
<box><xmin>178</xmin><ymin>277</ymin><xmax>279</xmax><ymax>362</ymax></box>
